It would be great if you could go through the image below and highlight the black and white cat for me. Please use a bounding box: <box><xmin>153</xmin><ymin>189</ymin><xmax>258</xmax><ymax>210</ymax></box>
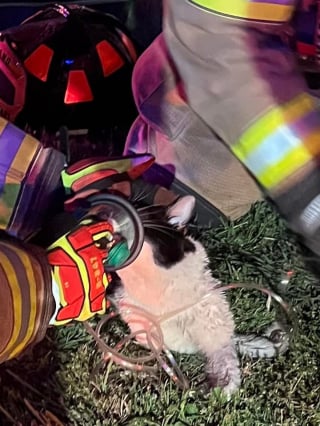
<box><xmin>110</xmin><ymin>196</ymin><xmax>289</xmax><ymax>395</ymax></box>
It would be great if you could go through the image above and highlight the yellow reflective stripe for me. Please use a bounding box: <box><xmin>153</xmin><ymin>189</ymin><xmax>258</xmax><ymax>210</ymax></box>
<box><xmin>51</xmin><ymin>264</ymin><xmax>70</xmax><ymax>326</ymax></box>
<box><xmin>8</xmin><ymin>134</ymin><xmax>39</xmax><ymax>182</ymax></box>
<box><xmin>0</xmin><ymin>117</ymin><xmax>7</xmax><ymax>136</ymax></box>
<box><xmin>190</xmin><ymin>0</ymin><xmax>294</xmax><ymax>22</ymax></box>
<box><xmin>92</xmin><ymin>231</ymin><xmax>112</xmax><ymax>241</ymax></box>
<box><xmin>0</xmin><ymin>252</ymin><xmax>22</xmax><ymax>357</ymax></box>
<box><xmin>231</xmin><ymin>93</ymin><xmax>320</xmax><ymax>190</ymax></box>
<box><xmin>233</xmin><ymin>94</ymin><xmax>316</xmax><ymax>162</ymax></box>
<box><xmin>257</xmin><ymin>143</ymin><xmax>312</xmax><ymax>189</ymax></box>
<box><xmin>8</xmin><ymin>245</ymin><xmax>38</xmax><ymax>359</ymax></box>
<box><xmin>52</xmin><ymin>266</ymin><xmax>67</xmax><ymax>311</ymax></box>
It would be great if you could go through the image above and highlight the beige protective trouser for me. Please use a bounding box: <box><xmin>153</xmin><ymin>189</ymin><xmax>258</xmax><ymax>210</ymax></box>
<box><xmin>125</xmin><ymin>33</ymin><xmax>262</xmax><ymax>220</ymax></box>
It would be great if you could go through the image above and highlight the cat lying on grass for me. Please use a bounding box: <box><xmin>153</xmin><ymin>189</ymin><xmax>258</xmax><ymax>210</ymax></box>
<box><xmin>110</xmin><ymin>197</ymin><xmax>289</xmax><ymax>395</ymax></box>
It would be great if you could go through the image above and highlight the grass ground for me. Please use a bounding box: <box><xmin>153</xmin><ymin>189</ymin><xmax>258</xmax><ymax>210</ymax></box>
<box><xmin>0</xmin><ymin>202</ymin><xmax>320</xmax><ymax>426</ymax></box>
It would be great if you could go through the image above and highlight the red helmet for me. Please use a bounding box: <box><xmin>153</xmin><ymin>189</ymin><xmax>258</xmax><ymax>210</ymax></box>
<box><xmin>0</xmin><ymin>4</ymin><xmax>137</xmax><ymax>141</ymax></box>
<box><xmin>0</xmin><ymin>36</ymin><xmax>26</xmax><ymax>122</ymax></box>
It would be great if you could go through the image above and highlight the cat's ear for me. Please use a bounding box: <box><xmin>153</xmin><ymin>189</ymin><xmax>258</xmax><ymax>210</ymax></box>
<box><xmin>167</xmin><ymin>195</ymin><xmax>196</xmax><ymax>227</ymax></box>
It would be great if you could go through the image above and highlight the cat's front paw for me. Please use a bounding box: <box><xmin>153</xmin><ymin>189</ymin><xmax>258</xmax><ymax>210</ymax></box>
<box><xmin>221</xmin><ymin>371</ymin><xmax>241</xmax><ymax>398</ymax></box>
<box><xmin>206</xmin><ymin>343</ymin><xmax>241</xmax><ymax>397</ymax></box>
<box><xmin>208</xmin><ymin>365</ymin><xmax>241</xmax><ymax>397</ymax></box>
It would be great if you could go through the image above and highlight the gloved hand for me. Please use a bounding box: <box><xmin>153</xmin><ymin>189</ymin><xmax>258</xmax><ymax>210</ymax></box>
<box><xmin>47</xmin><ymin>217</ymin><xmax>129</xmax><ymax>326</ymax></box>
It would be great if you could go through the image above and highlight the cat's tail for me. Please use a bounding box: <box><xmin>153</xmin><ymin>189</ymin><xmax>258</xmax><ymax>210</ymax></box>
<box><xmin>233</xmin><ymin>322</ymin><xmax>290</xmax><ymax>359</ymax></box>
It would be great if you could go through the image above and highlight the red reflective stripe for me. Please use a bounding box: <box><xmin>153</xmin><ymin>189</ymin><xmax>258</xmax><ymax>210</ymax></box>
<box><xmin>70</xmin><ymin>169</ymin><xmax>117</xmax><ymax>193</ymax></box>
<box><xmin>48</xmin><ymin>246</ymin><xmax>76</xmax><ymax>267</ymax></box>
<box><xmin>64</xmin><ymin>70</ymin><xmax>94</xmax><ymax>104</ymax></box>
<box><xmin>24</xmin><ymin>44</ymin><xmax>53</xmax><ymax>82</ymax></box>
<box><xmin>119</xmin><ymin>32</ymin><xmax>137</xmax><ymax>63</ymax></box>
<box><xmin>296</xmin><ymin>42</ymin><xmax>316</xmax><ymax>57</ymax></box>
<box><xmin>91</xmin><ymin>293</ymin><xmax>106</xmax><ymax>312</ymax></box>
<box><xmin>96</xmin><ymin>40</ymin><xmax>124</xmax><ymax>77</ymax></box>
<box><xmin>85</xmin><ymin>221</ymin><xmax>114</xmax><ymax>238</ymax></box>
<box><xmin>67</xmin><ymin>226</ymin><xmax>95</xmax><ymax>251</ymax></box>
<box><xmin>47</xmin><ymin>248</ymin><xmax>85</xmax><ymax>321</ymax></box>
<box><xmin>67</xmin><ymin>223</ymin><xmax>113</xmax><ymax>251</ymax></box>
<box><xmin>67</xmin><ymin>224</ymin><xmax>111</xmax><ymax>313</ymax></box>
<box><xmin>67</xmin><ymin>157</ymin><xmax>111</xmax><ymax>173</ymax></box>
<box><xmin>77</xmin><ymin>250</ymin><xmax>106</xmax><ymax>313</ymax></box>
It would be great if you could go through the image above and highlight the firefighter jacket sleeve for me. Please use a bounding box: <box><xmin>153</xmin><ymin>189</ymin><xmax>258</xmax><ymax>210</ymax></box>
<box><xmin>163</xmin><ymin>0</ymin><xmax>320</xmax><ymax>256</ymax></box>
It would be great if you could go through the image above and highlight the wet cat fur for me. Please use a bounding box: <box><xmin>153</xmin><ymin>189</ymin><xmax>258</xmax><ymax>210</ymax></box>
<box><xmin>110</xmin><ymin>204</ymin><xmax>241</xmax><ymax>395</ymax></box>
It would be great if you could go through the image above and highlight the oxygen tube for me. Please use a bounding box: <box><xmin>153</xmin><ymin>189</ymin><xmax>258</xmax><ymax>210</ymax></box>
<box><xmin>84</xmin><ymin>282</ymin><xmax>294</xmax><ymax>390</ymax></box>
